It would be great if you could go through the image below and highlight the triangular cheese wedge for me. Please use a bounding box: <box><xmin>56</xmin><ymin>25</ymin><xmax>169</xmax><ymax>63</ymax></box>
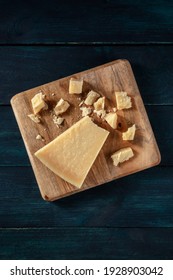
<box><xmin>35</xmin><ymin>116</ymin><xmax>109</xmax><ymax>188</ymax></box>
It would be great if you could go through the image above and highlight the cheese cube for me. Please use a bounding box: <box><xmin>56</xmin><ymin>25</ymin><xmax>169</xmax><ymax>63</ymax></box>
<box><xmin>94</xmin><ymin>97</ymin><xmax>105</xmax><ymax>111</ymax></box>
<box><xmin>111</xmin><ymin>147</ymin><xmax>134</xmax><ymax>166</ymax></box>
<box><xmin>115</xmin><ymin>92</ymin><xmax>132</xmax><ymax>110</ymax></box>
<box><xmin>69</xmin><ymin>78</ymin><xmax>83</xmax><ymax>94</ymax></box>
<box><xmin>31</xmin><ymin>92</ymin><xmax>47</xmax><ymax>114</ymax></box>
<box><xmin>54</xmin><ymin>98</ymin><xmax>70</xmax><ymax>115</ymax></box>
<box><xmin>84</xmin><ymin>90</ymin><xmax>100</xmax><ymax>105</ymax></box>
<box><xmin>35</xmin><ymin>116</ymin><xmax>109</xmax><ymax>188</ymax></box>
<box><xmin>105</xmin><ymin>112</ymin><xmax>117</xmax><ymax>129</ymax></box>
<box><xmin>122</xmin><ymin>124</ymin><xmax>136</xmax><ymax>140</ymax></box>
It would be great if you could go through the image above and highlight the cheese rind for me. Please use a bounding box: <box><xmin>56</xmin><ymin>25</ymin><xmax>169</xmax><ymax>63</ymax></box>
<box><xmin>69</xmin><ymin>78</ymin><xmax>83</xmax><ymax>94</ymax></box>
<box><xmin>111</xmin><ymin>147</ymin><xmax>134</xmax><ymax>166</ymax></box>
<box><xmin>35</xmin><ymin>116</ymin><xmax>109</xmax><ymax>188</ymax></box>
<box><xmin>54</xmin><ymin>98</ymin><xmax>70</xmax><ymax>115</ymax></box>
<box><xmin>115</xmin><ymin>91</ymin><xmax>132</xmax><ymax>110</ymax></box>
<box><xmin>122</xmin><ymin>124</ymin><xmax>136</xmax><ymax>140</ymax></box>
<box><xmin>31</xmin><ymin>92</ymin><xmax>47</xmax><ymax>114</ymax></box>
<box><xmin>84</xmin><ymin>90</ymin><xmax>100</xmax><ymax>105</ymax></box>
<box><xmin>105</xmin><ymin>112</ymin><xmax>117</xmax><ymax>129</ymax></box>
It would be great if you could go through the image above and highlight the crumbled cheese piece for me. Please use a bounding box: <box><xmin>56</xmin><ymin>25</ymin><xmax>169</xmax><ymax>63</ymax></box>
<box><xmin>80</xmin><ymin>107</ymin><xmax>92</xmax><ymax>117</ymax></box>
<box><xmin>122</xmin><ymin>124</ymin><xmax>136</xmax><ymax>140</ymax></box>
<box><xmin>31</xmin><ymin>92</ymin><xmax>48</xmax><ymax>114</ymax></box>
<box><xmin>69</xmin><ymin>78</ymin><xmax>83</xmax><ymax>94</ymax></box>
<box><xmin>94</xmin><ymin>97</ymin><xmax>105</xmax><ymax>111</ymax></box>
<box><xmin>54</xmin><ymin>98</ymin><xmax>70</xmax><ymax>115</ymax></box>
<box><xmin>112</xmin><ymin>107</ymin><xmax>117</xmax><ymax>112</ymax></box>
<box><xmin>28</xmin><ymin>114</ymin><xmax>40</xmax><ymax>123</ymax></box>
<box><xmin>105</xmin><ymin>112</ymin><xmax>117</xmax><ymax>129</ymax></box>
<box><xmin>36</xmin><ymin>134</ymin><xmax>44</xmax><ymax>141</ymax></box>
<box><xmin>94</xmin><ymin>109</ymin><xmax>106</xmax><ymax>119</ymax></box>
<box><xmin>115</xmin><ymin>92</ymin><xmax>132</xmax><ymax>110</ymax></box>
<box><xmin>53</xmin><ymin>115</ymin><xmax>64</xmax><ymax>126</ymax></box>
<box><xmin>51</xmin><ymin>93</ymin><xmax>55</xmax><ymax>96</ymax></box>
<box><xmin>84</xmin><ymin>90</ymin><xmax>100</xmax><ymax>106</ymax></box>
<box><xmin>111</xmin><ymin>147</ymin><xmax>134</xmax><ymax>166</ymax></box>
<box><xmin>79</xmin><ymin>100</ymin><xmax>84</xmax><ymax>107</ymax></box>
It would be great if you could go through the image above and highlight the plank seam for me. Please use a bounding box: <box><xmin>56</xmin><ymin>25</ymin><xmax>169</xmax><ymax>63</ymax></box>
<box><xmin>0</xmin><ymin>42</ymin><xmax>173</xmax><ymax>47</ymax></box>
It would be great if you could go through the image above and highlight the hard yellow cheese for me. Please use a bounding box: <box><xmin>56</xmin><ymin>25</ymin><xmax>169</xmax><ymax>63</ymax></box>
<box><xmin>122</xmin><ymin>124</ymin><xmax>136</xmax><ymax>140</ymax></box>
<box><xmin>54</xmin><ymin>98</ymin><xmax>70</xmax><ymax>115</ymax></box>
<box><xmin>105</xmin><ymin>112</ymin><xmax>117</xmax><ymax>129</ymax></box>
<box><xmin>115</xmin><ymin>92</ymin><xmax>132</xmax><ymax>110</ymax></box>
<box><xmin>35</xmin><ymin>116</ymin><xmax>109</xmax><ymax>188</ymax></box>
<box><xmin>111</xmin><ymin>147</ymin><xmax>134</xmax><ymax>166</ymax></box>
<box><xmin>84</xmin><ymin>90</ymin><xmax>100</xmax><ymax>105</ymax></box>
<box><xmin>69</xmin><ymin>78</ymin><xmax>83</xmax><ymax>94</ymax></box>
<box><xmin>31</xmin><ymin>92</ymin><xmax>47</xmax><ymax>114</ymax></box>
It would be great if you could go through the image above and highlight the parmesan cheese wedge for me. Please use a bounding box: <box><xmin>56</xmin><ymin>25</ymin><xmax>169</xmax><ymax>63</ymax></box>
<box><xmin>84</xmin><ymin>90</ymin><xmax>100</xmax><ymax>105</ymax></box>
<box><xmin>122</xmin><ymin>124</ymin><xmax>136</xmax><ymax>140</ymax></box>
<box><xmin>115</xmin><ymin>92</ymin><xmax>132</xmax><ymax>110</ymax></box>
<box><xmin>69</xmin><ymin>78</ymin><xmax>83</xmax><ymax>94</ymax></box>
<box><xmin>94</xmin><ymin>97</ymin><xmax>105</xmax><ymax>111</ymax></box>
<box><xmin>31</xmin><ymin>92</ymin><xmax>48</xmax><ymax>114</ymax></box>
<box><xmin>35</xmin><ymin>116</ymin><xmax>109</xmax><ymax>188</ymax></box>
<box><xmin>105</xmin><ymin>112</ymin><xmax>117</xmax><ymax>129</ymax></box>
<box><xmin>54</xmin><ymin>98</ymin><xmax>70</xmax><ymax>115</ymax></box>
<box><xmin>111</xmin><ymin>147</ymin><xmax>134</xmax><ymax>166</ymax></box>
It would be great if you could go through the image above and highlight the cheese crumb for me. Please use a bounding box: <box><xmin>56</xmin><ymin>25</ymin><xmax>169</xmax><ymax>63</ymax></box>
<box><xmin>122</xmin><ymin>124</ymin><xmax>136</xmax><ymax>140</ymax></box>
<box><xmin>69</xmin><ymin>78</ymin><xmax>83</xmax><ymax>94</ymax></box>
<box><xmin>51</xmin><ymin>93</ymin><xmax>55</xmax><ymax>96</ymax></box>
<box><xmin>105</xmin><ymin>112</ymin><xmax>117</xmax><ymax>129</ymax></box>
<box><xmin>80</xmin><ymin>107</ymin><xmax>92</xmax><ymax>117</ymax></box>
<box><xmin>112</xmin><ymin>107</ymin><xmax>117</xmax><ymax>112</ymax></box>
<box><xmin>31</xmin><ymin>92</ymin><xmax>48</xmax><ymax>114</ymax></box>
<box><xmin>54</xmin><ymin>98</ymin><xmax>70</xmax><ymax>115</ymax></box>
<box><xmin>84</xmin><ymin>90</ymin><xmax>100</xmax><ymax>106</ymax></box>
<box><xmin>53</xmin><ymin>115</ymin><xmax>64</xmax><ymax>127</ymax></box>
<box><xmin>115</xmin><ymin>92</ymin><xmax>132</xmax><ymax>110</ymax></box>
<box><xmin>94</xmin><ymin>109</ymin><xmax>106</xmax><ymax>119</ymax></box>
<box><xmin>94</xmin><ymin>97</ymin><xmax>105</xmax><ymax>111</ymax></box>
<box><xmin>28</xmin><ymin>114</ymin><xmax>40</xmax><ymax>123</ymax></box>
<box><xmin>111</xmin><ymin>147</ymin><xmax>134</xmax><ymax>166</ymax></box>
<box><xmin>36</xmin><ymin>134</ymin><xmax>45</xmax><ymax>141</ymax></box>
<box><xmin>79</xmin><ymin>100</ymin><xmax>84</xmax><ymax>107</ymax></box>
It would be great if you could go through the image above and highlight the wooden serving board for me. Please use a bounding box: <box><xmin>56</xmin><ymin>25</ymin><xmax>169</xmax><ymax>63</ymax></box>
<box><xmin>11</xmin><ymin>59</ymin><xmax>161</xmax><ymax>201</ymax></box>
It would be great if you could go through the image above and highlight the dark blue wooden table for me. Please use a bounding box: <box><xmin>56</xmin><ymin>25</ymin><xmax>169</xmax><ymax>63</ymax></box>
<box><xmin>0</xmin><ymin>0</ymin><xmax>173</xmax><ymax>259</ymax></box>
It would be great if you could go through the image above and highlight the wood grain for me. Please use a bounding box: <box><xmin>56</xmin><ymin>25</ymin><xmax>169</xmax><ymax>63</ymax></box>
<box><xmin>0</xmin><ymin>105</ymin><xmax>171</xmax><ymax>166</ymax></box>
<box><xmin>1</xmin><ymin>46</ymin><xmax>173</xmax><ymax>105</ymax></box>
<box><xmin>0</xmin><ymin>0</ymin><xmax>173</xmax><ymax>43</ymax></box>
<box><xmin>11</xmin><ymin>60</ymin><xmax>160</xmax><ymax>201</ymax></box>
<box><xmin>0</xmin><ymin>166</ymin><xmax>173</xmax><ymax>228</ymax></box>
<box><xmin>1</xmin><ymin>228</ymin><xmax>173</xmax><ymax>260</ymax></box>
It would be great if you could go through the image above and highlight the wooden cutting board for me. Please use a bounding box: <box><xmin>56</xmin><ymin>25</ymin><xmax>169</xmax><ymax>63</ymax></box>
<box><xmin>11</xmin><ymin>59</ymin><xmax>161</xmax><ymax>201</ymax></box>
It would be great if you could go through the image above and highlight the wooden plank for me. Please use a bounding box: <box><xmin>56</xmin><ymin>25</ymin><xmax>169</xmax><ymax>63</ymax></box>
<box><xmin>11</xmin><ymin>59</ymin><xmax>160</xmax><ymax>201</ymax></box>
<box><xmin>0</xmin><ymin>166</ymin><xmax>173</xmax><ymax>228</ymax></box>
<box><xmin>0</xmin><ymin>228</ymin><xmax>173</xmax><ymax>259</ymax></box>
<box><xmin>0</xmin><ymin>46</ymin><xmax>173</xmax><ymax>105</ymax></box>
<box><xmin>0</xmin><ymin>0</ymin><xmax>173</xmax><ymax>43</ymax></box>
<box><xmin>0</xmin><ymin>105</ymin><xmax>171</xmax><ymax>167</ymax></box>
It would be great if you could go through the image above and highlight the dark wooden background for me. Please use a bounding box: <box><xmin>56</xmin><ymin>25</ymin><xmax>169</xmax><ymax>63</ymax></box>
<box><xmin>0</xmin><ymin>0</ymin><xmax>173</xmax><ymax>259</ymax></box>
